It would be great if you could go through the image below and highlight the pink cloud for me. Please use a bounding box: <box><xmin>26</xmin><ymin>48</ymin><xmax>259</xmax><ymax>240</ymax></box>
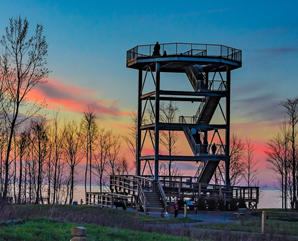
<box><xmin>27</xmin><ymin>78</ymin><xmax>129</xmax><ymax>117</ymax></box>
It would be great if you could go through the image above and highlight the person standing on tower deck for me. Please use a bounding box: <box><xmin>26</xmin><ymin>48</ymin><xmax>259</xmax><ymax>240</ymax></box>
<box><xmin>211</xmin><ymin>143</ymin><xmax>217</xmax><ymax>155</ymax></box>
<box><xmin>153</xmin><ymin>41</ymin><xmax>160</xmax><ymax>56</ymax></box>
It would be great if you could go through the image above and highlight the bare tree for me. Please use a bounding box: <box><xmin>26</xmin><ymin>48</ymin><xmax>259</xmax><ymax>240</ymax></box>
<box><xmin>123</xmin><ymin>113</ymin><xmax>138</xmax><ymax>162</ymax></box>
<box><xmin>30</xmin><ymin>118</ymin><xmax>49</xmax><ymax>204</ymax></box>
<box><xmin>0</xmin><ymin>17</ymin><xmax>50</xmax><ymax>199</ymax></box>
<box><xmin>229</xmin><ymin>134</ymin><xmax>245</xmax><ymax>185</ymax></box>
<box><xmin>107</xmin><ymin>132</ymin><xmax>122</xmax><ymax>176</ymax></box>
<box><xmin>0</xmin><ymin>130</ymin><xmax>7</xmax><ymax>196</ymax></box>
<box><xmin>266</xmin><ymin>122</ymin><xmax>292</xmax><ymax>209</ymax></box>
<box><xmin>147</xmin><ymin>101</ymin><xmax>180</xmax><ymax>177</ymax></box>
<box><xmin>62</xmin><ymin>120</ymin><xmax>83</xmax><ymax>204</ymax></box>
<box><xmin>17</xmin><ymin>130</ymin><xmax>30</xmax><ymax>203</ymax></box>
<box><xmin>116</xmin><ymin>157</ymin><xmax>130</xmax><ymax>175</ymax></box>
<box><xmin>160</xmin><ymin>101</ymin><xmax>179</xmax><ymax>177</ymax></box>
<box><xmin>93</xmin><ymin>128</ymin><xmax>110</xmax><ymax>192</ymax></box>
<box><xmin>281</xmin><ymin>97</ymin><xmax>298</xmax><ymax>208</ymax></box>
<box><xmin>243</xmin><ymin>138</ymin><xmax>259</xmax><ymax>187</ymax></box>
<box><xmin>212</xmin><ymin>134</ymin><xmax>245</xmax><ymax>185</ymax></box>
<box><xmin>81</xmin><ymin>108</ymin><xmax>98</xmax><ymax>197</ymax></box>
<box><xmin>49</xmin><ymin>111</ymin><xmax>63</xmax><ymax>204</ymax></box>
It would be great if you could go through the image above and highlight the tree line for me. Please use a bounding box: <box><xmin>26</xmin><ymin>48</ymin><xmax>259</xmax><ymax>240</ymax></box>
<box><xmin>0</xmin><ymin>17</ymin><xmax>130</xmax><ymax>204</ymax></box>
<box><xmin>266</xmin><ymin>98</ymin><xmax>298</xmax><ymax>209</ymax></box>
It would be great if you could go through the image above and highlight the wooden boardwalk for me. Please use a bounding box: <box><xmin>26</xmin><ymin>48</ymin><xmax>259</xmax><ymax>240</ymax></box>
<box><xmin>86</xmin><ymin>175</ymin><xmax>259</xmax><ymax>210</ymax></box>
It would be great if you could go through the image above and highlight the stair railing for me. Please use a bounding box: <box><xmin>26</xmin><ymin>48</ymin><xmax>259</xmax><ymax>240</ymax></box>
<box><xmin>133</xmin><ymin>175</ymin><xmax>154</xmax><ymax>191</ymax></box>
<box><xmin>194</xmin><ymin>74</ymin><xmax>227</xmax><ymax>122</ymax></box>
<box><xmin>195</xmin><ymin>97</ymin><xmax>207</xmax><ymax>122</ymax></box>
<box><xmin>137</xmin><ymin>179</ymin><xmax>147</xmax><ymax>214</ymax></box>
<box><xmin>185</xmin><ymin>67</ymin><xmax>198</xmax><ymax>91</ymax></box>
<box><xmin>180</xmin><ymin>116</ymin><xmax>200</xmax><ymax>155</ymax></box>
<box><xmin>155</xmin><ymin>180</ymin><xmax>167</xmax><ymax>209</ymax></box>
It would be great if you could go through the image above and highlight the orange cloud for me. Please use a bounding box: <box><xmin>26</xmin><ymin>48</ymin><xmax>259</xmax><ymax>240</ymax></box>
<box><xmin>27</xmin><ymin>78</ymin><xmax>130</xmax><ymax>117</ymax></box>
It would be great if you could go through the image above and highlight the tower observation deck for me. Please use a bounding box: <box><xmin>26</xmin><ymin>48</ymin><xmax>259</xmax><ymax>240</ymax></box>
<box><xmin>127</xmin><ymin>42</ymin><xmax>242</xmax><ymax>186</ymax></box>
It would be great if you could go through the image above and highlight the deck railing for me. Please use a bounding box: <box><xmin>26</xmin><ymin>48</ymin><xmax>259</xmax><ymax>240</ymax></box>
<box><xmin>88</xmin><ymin>175</ymin><xmax>259</xmax><ymax>207</ymax></box>
<box><xmin>127</xmin><ymin>43</ymin><xmax>242</xmax><ymax>63</ymax></box>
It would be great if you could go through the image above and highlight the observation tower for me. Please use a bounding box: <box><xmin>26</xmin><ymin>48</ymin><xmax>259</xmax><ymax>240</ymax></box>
<box><xmin>86</xmin><ymin>43</ymin><xmax>259</xmax><ymax>212</ymax></box>
<box><xmin>127</xmin><ymin>42</ymin><xmax>242</xmax><ymax>186</ymax></box>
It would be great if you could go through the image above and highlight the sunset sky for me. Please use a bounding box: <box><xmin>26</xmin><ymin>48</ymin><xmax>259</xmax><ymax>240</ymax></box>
<box><xmin>1</xmin><ymin>0</ymin><xmax>297</xmax><ymax>187</ymax></box>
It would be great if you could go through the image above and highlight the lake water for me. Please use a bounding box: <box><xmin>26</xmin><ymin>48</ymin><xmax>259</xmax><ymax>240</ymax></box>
<box><xmin>73</xmin><ymin>185</ymin><xmax>282</xmax><ymax>209</ymax></box>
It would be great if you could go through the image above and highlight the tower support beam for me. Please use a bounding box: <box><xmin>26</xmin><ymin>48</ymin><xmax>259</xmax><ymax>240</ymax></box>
<box><xmin>225</xmin><ymin>66</ymin><xmax>231</xmax><ymax>186</ymax></box>
<box><xmin>154</xmin><ymin>63</ymin><xmax>160</xmax><ymax>180</ymax></box>
<box><xmin>136</xmin><ymin>69</ymin><xmax>142</xmax><ymax>176</ymax></box>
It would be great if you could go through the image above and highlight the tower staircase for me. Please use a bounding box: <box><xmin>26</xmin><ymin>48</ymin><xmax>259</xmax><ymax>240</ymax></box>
<box><xmin>144</xmin><ymin>190</ymin><xmax>164</xmax><ymax>213</ymax></box>
<box><xmin>183</xmin><ymin>65</ymin><xmax>224</xmax><ymax>184</ymax></box>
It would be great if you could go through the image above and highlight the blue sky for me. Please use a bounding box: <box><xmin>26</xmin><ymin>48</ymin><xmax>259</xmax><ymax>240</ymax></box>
<box><xmin>0</xmin><ymin>0</ymin><xmax>297</xmax><ymax>185</ymax></box>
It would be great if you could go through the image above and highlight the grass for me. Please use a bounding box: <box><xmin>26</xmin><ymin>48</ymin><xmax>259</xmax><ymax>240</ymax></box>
<box><xmin>0</xmin><ymin>204</ymin><xmax>197</xmax><ymax>225</ymax></box>
<box><xmin>1</xmin><ymin>205</ymin><xmax>298</xmax><ymax>241</ymax></box>
<box><xmin>195</xmin><ymin>209</ymin><xmax>298</xmax><ymax>237</ymax></box>
<box><xmin>0</xmin><ymin>217</ymin><xmax>193</xmax><ymax>241</ymax></box>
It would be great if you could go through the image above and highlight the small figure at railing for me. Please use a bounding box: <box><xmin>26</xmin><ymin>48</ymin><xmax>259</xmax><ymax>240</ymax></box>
<box><xmin>211</xmin><ymin>143</ymin><xmax>217</xmax><ymax>155</ymax></box>
<box><xmin>191</xmin><ymin>128</ymin><xmax>202</xmax><ymax>144</ymax></box>
<box><xmin>153</xmin><ymin>41</ymin><xmax>161</xmax><ymax>56</ymax></box>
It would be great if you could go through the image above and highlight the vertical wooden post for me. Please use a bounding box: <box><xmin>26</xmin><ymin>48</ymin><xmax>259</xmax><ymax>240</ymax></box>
<box><xmin>184</xmin><ymin>204</ymin><xmax>187</xmax><ymax>218</ymax></box>
<box><xmin>261</xmin><ymin>211</ymin><xmax>266</xmax><ymax>234</ymax></box>
<box><xmin>71</xmin><ymin>227</ymin><xmax>86</xmax><ymax>241</ymax></box>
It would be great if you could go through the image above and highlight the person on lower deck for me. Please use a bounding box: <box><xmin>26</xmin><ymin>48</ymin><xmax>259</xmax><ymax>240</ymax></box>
<box><xmin>173</xmin><ymin>201</ymin><xmax>179</xmax><ymax>218</ymax></box>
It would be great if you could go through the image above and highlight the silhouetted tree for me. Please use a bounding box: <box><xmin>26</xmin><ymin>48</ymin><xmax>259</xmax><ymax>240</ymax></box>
<box><xmin>266</xmin><ymin>122</ymin><xmax>292</xmax><ymax>209</ymax></box>
<box><xmin>50</xmin><ymin>111</ymin><xmax>63</xmax><ymax>204</ymax></box>
<box><xmin>17</xmin><ymin>130</ymin><xmax>30</xmax><ymax>203</ymax></box>
<box><xmin>160</xmin><ymin>101</ymin><xmax>179</xmax><ymax>177</ymax></box>
<box><xmin>107</xmin><ymin>132</ymin><xmax>121</xmax><ymax>176</ymax></box>
<box><xmin>243</xmin><ymin>138</ymin><xmax>259</xmax><ymax>187</ymax></box>
<box><xmin>123</xmin><ymin>113</ymin><xmax>138</xmax><ymax>162</ymax></box>
<box><xmin>30</xmin><ymin>118</ymin><xmax>49</xmax><ymax>204</ymax></box>
<box><xmin>0</xmin><ymin>17</ymin><xmax>50</xmax><ymax>199</ymax></box>
<box><xmin>93</xmin><ymin>128</ymin><xmax>110</xmax><ymax>192</ymax></box>
<box><xmin>81</xmin><ymin>108</ymin><xmax>98</xmax><ymax>197</ymax></box>
<box><xmin>229</xmin><ymin>134</ymin><xmax>245</xmax><ymax>185</ymax></box>
<box><xmin>281</xmin><ymin>97</ymin><xmax>298</xmax><ymax>208</ymax></box>
<box><xmin>213</xmin><ymin>134</ymin><xmax>245</xmax><ymax>185</ymax></box>
<box><xmin>62</xmin><ymin>120</ymin><xmax>83</xmax><ymax>204</ymax></box>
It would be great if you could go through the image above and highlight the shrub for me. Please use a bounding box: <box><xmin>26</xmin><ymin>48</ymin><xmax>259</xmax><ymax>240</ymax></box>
<box><xmin>197</xmin><ymin>197</ymin><xmax>206</xmax><ymax>210</ymax></box>
<box><xmin>238</xmin><ymin>198</ymin><xmax>247</xmax><ymax>208</ymax></box>
<box><xmin>178</xmin><ymin>200</ymin><xmax>184</xmax><ymax>210</ymax></box>
<box><xmin>218</xmin><ymin>199</ymin><xmax>226</xmax><ymax>211</ymax></box>
<box><xmin>207</xmin><ymin>198</ymin><xmax>217</xmax><ymax>211</ymax></box>
<box><xmin>229</xmin><ymin>199</ymin><xmax>238</xmax><ymax>211</ymax></box>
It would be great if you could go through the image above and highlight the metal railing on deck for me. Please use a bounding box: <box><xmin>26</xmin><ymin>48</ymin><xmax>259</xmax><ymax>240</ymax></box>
<box><xmin>94</xmin><ymin>175</ymin><xmax>259</xmax><ymax>207</ymax></box>
<box><xmin>127</xmin><ymin>43</ymin><xmax>242</xmax><ymax>63</ymax></box>
<box><xmin>86</xmin><ymin>192</ymin><xmax>130</xmax><ymax>207</ymax></box>
<box><xmin>146</xmin><ymin>176</ymin><xmax>259</xmax><ymax>203</ymax></box>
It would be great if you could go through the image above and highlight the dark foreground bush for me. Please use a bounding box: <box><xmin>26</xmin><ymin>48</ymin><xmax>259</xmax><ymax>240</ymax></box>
<box><xmin>218</xmin><ymin>199</ymin><xmax>226</xmax><ymax>211</ymax></box>
<box><xmin>197</xmin><ymin>197</ymin><xmax>206</xmax><ymax>210</ymax></box>
<box><xmin>207</xmin><ymin>198</ymin><xmax>217</xmax><ymax>211</ymax></box>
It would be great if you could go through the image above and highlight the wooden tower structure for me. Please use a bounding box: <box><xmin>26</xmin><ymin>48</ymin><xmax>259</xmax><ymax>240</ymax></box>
<box><xmin>85</xmin><ymin>44</ymin><xmax>259</xmax><ymax>212</ymax></box>
<box><xmin>126</xmin><ymin>42</ymin><xmax>242</xmax><ymax>186</ymax></box>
